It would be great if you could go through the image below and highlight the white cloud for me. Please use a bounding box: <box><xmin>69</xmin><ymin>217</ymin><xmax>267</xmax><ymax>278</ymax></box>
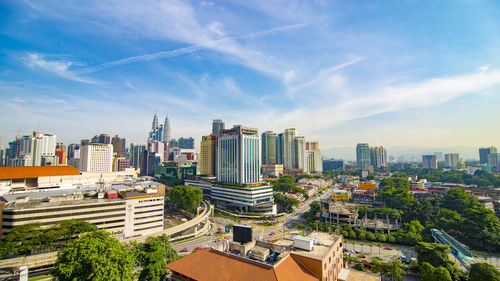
<box><xmin>25</xmin><ymin>53</ymin><xmax>95</xmax><ymax>84</ymax></box>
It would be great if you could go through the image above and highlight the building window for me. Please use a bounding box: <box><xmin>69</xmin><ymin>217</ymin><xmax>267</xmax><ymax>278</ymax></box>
<box><xmin>329</xmin><ymin>256</ymin><xmax>331</xmax><ymax>264</ymax></box>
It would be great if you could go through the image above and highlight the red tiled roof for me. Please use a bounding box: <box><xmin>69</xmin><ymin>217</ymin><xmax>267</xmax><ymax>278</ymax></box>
<box><xmin>0</xmin><ymin>166</ymin><xmax>81</xmax><ymax>180</ymax></box>
<box><xmin>166</xmin><ymin>248</ymin><xmax>318</xmax><ymax>281</ymax></box>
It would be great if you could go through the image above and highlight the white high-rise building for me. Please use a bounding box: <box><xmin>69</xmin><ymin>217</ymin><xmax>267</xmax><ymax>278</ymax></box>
<box><xmin>305</xmin><ymin>142</ymin><xmax>322</xmax><ymax>174</ymax></box>
<box><xmin>16</xmin><ymin>131</ymin><xmax>57</xmax><ymax>166</ymax></box>
<box><xmin>445</xmin><ymin>153</ymin><xmax>459</xmax><ymax>169</ymax></box>
<box><xmin>217</xmin><ymin>125</ymin><xmax>260</xmax><ymax>184</ymax></box>
<box><xmin>370</xmin><ymin>146</ymin><xmax>388</xmax><ymax>169</ymax></box>
<box><xmin>79</xmin><ymin>143</ymin><xmax>113</xmax><ymax>172</ymax></box>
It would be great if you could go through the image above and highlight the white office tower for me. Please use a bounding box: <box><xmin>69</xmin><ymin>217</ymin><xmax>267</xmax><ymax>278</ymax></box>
<box><xmin>163</xmin><ymin>115</ymin><xmax>171</xmax><ymax>143</ymax></box>
<box><xmin>294</xmin><ymin>136</ymin><xmax>306</xmax><ymax>170</ymax></box>
<box><xmin>305</xmin><ymin>142</ymin><xmax>322</xmax><ymax>174</ymax></box>
<box><xmin>217</xmin><ymin>125</ymin><xmax>260</xmax><ymax>184</ymax></box>
<box><xmin>79</xmin><ymin>143</ymin><xmax>113</xmax><ymax>172</ymax></box>
<box><xmin>16</xmin><ymin>131</ymin><xmax>57</xmax><ymax>166</ymax></box>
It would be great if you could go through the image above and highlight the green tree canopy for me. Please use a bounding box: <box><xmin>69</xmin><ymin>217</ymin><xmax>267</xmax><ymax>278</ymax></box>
<box><xmin>468</xmin><ymin>263</ymin><xmax>500</xmax><ymax>281</ymax></box>
<box><xmin>441</xmin><ymin>189</ymin><xmax>481</xmax><ymax>214</ymax></box>
<box><xmin>169</xmin><ymin>185</ymin><xmax>203</xmax><ymax>213</ymax></box>
<box><xmin>53</xmin><ymin>230</ymin><xmax>134</xmax><ymax>281</ymax></box>
<box><xmin>136</xmin><ymin>235</ymin><xmax>178</xmax><ymax>281</ymax></box>
<box><xmin>414</xmin><ymin>242</ymin><xmax>462</xmax><ymax>281</ymax></box>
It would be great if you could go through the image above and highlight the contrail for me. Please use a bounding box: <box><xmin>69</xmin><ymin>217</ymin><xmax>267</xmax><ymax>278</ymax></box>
<box><xmin>75</xmin><ymin>22</ymin><xmax>310</xmax><ymax>75</ymax></box>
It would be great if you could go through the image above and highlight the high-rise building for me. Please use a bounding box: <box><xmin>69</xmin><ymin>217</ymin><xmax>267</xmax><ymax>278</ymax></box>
<box><xmin>422</xmin><ymin>155</ymin><xmax>438</xmax><ymax>169</ymax></box>
<box><xmin>97</xmin><ymin>134</ymin><xmax>111</xmax><ymax>144</ymax></box>
<box><xmin>261</xmin><ymin>131</ymin><xmax>277</xmax><ymax>165</ymax></box>
<box><xmin>305</xmin><ymin>141</ymin><xmax>322</xmax><ymax>174</ymax></box>
<box><xmin>444</xmin><ymin>153</ymin><xmax>459</xmax><ymax>169</ymax></box>
<box><xmin>275</xmin><ymin>133</ymin><xmax>283</xmax><ymax>165</ymax></box>
<box><xmin>283</xmin><ymin>128</ymin><xmax>297</xmax><ymax>169</ymax></box>
<box><xmin>121</xmin><ymin>138</ymin><xmax>129</xmax><ymax>159</ymax></box>
<box><xmin>12</xmin><ymin>131</ymin><xmax>57</xmax><ymax>167</ymax></box>
<box><xmin>356</xmin><ymin>143</ymin><xmax>371</xmax><ymax>170</ymax></box>
<box><xmin>212</xmin><ymin>119</ymin><xmax>225</xmax><ymax>136</ymax></box>
<box><xmin>488</xmin><ymin>153</ymin><xmax>500</xmax><ymax>172</ymax></box>
<box><xmin>55</xmin><ymin>149</ymin><xmax>66</xmax><ymax>164</ymax></box>
<box><xmin>217</xmin><ymin>125</ymin><xmax>260</xmax><ymax>184</ymax></box>
<box><xmin>370</xmin><ymin>146</ymin><xmax>387</xmax><ymax>169</ymax></box>
<box><xmin>179</xmin><ymin>137</ymin><xmax>195</xmax><ymax>149</ymax></box>
<box><xmin>323</xmin><ymin>159</ymin><xmax>345</xmax><ymax>171</ymax></box>
<box><xmin>200</xmin><ymin>135</ymin><xmax>216</xmax><ymax>176</ymax></box>
<box><xmin>294</xmin><ymin>136</ymin><xmax>306</xmax><ymax>170</ymax></box>
<box><xmin>67</xmin><ymin>143</ymin><xmax>80</xmax><ymax>170</ymax></box>
<box><xmin>130</xmin><ymin>143</ymin><xmax>146</xmax><ymax>169</ymax></box>
<box><xmin>479</xmin><ymin>146</ymin><xmax>497</xmax><ymax>164</ymax></box>
<box><xmin>163</xmin><ymin>115</ymin><xmax>171</xmax><ymax>143</ymax></box>
<box><xmin>148</xmin><ymin>113</ymin><xmax>163</xmax><ymax>141</ymax></box>
<box><xmin>434</xmin><ymin>152</ymin><xmax>443</xmax><ymax>162</ymax></box>
<box><xmin>111</xmin><ymin>135</ymin><xmax>122</xmax><ymax>157</ymax></box>
<box><xmin>79</xmin><ymin>143</ymin><xmax>113</xmax><ymax>172</ymax></box>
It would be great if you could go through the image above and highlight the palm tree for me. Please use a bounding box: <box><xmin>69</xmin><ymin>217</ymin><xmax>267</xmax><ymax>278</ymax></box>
<box><xmin>377</xmin><ymin>242</ymin><xmax>382</xmax><ymax>254</ymax></box>
<box><xmin>352</xmin><ymin>241</ymin><xmax>356</xmax><ymax>251</ymax></box>
<box><xmin>360</xmin><ymin>242</ymin><xmax>365</xmax><ymax>252</ymax></box>
<box><xmin>369</xmin><ymin>243</ymin><xmax>373</xmax><ymax>253</ymax></box>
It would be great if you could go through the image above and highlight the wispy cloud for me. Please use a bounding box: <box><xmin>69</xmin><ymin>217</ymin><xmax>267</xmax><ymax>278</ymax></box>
<box><xmin>25</xmin><ymin>53</ymin><xmax>96</xmax><ymax>84</ymax></box>
<box><xmin>75</xmin><ymin>22</ymin><xmax>309</xmax><ymax>75</ymax></box>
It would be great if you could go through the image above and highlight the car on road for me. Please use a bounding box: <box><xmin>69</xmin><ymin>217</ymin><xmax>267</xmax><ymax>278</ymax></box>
<box><xmin>384</xmin><ymin>246</ymin><xmax>393</xmax><ymax>250</ymax></box>
<box><xmin>353</xmin><ymin>250</ymin><xmax>360</xmax><ymax>254</ymax></box>
<box><xmin>269</xmin><ymin>232</ymin><xmax>276</xmax><ymax>236</ymax></box>
<box><xmin>195</xmin><ymin>247</ymin><xmax>204</xmax><ymax>251</ymax></box>
<box><xmin>400</xmin><ymin>256</ymin><xmax>407</xmax><ymax>263</ymax></box>
<box><xmin>179</xmin><ymin>248</ymin><xmax>188</xmax><ymax>253</ymax></box>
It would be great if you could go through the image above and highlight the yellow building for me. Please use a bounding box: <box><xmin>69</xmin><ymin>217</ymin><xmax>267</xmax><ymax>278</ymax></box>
<box><xmin>359</xmin><ymin>183</ymin><xmax>376</xmax><ymax>190</ymax></box>
<box><xmin>200</xmin><ymin>135</ymin><xmax>216</xmax><ymax>176</ymax></box>
<box><xmin>332</xmin><ymin>190</ymin><xmax>349</xmax><ymax>201</ymax></box>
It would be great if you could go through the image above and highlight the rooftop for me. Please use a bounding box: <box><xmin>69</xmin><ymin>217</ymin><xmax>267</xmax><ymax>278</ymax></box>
<box><xmin>292</xmin><ymin>233</ymin><xmax>341</xmax><ymax>260</ymax></box>
<box><xmin>0</xmin><ymin>166</ymin><xmax>81</xmax><ymax>180</ymax></box>
<box><xmin>166</xmin><ymin>248</ymin><xmax>318</xmax><ymax>281</ymax></box>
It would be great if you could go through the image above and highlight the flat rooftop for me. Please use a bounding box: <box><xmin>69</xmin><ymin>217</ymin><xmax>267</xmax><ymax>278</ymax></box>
<box><xmin>0</xmin><ymin>166</ymin><xmax>81</xmax><ymax>180</ymax></box>
<box><xmin>286</xmin><ymin>232</ymin><xmax>341</xmax><ymax>260</ymax></box>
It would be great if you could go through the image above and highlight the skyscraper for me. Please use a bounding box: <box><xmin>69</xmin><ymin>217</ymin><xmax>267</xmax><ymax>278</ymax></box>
<box><xmin>163</xmin><ymin>115</ymin><xmax>171</xmax><ymax>143</ymax></box>
<box><xmin>479</xmin><ymin>146</ymin><xmax>497</xmax><ymax>164</ymax></box>
<box><xmin>148</xmin><ymin>113</ymin><xmax>163</xmax><ymax>141</ymax></box>
<box><xmin>212</xmin><ymin>119</ymin><xmax>225</xmax><ymax>136</ymax></box>
<box><xmin>422</xmin><ymin>155</ymin><xmax>438</xmax><ymax>169</ymax></box>
<box><xmin>98</xmin><ymin>134</ymin><xmax>110</xmax><ymax>144</ymax></box>
<box><xmin>130</xmin><ymin>143</ymin><xmax>146</xmax><ymax>169</ymax></box>
<box><xmin>283</xmin><ymin>128</ymin><xmax>297</xmax><ymax>169</ymax></box>
<box><xmin>200</xmin><ymin>135</ymin><xmax>216</xmax><ymax>176</ymax></box>
<box><xmin>444</xmin><ymin>153</ymin><xmax>459</xmax><ymax>168</ymax></box>
<box><xmin>79</xmin><ymin>143</ymin><xmax>113</xmax><ymax>172</ymax></box>
<box><xmin>261</xmin><ymin>131</ymin><xmax>277</xmax><ymax>165</ymax></box>
<box><xmin>370</xmin><ymin>146</ymin><xmax>387</xmax><ymax>169</ymax></box>
<box><xmin>294</xmin><ymin>136</ymin><xmax>305</xmax><ymax>170</ymax></box>
<box><xmin>488</xmin><ymin>153</ymin><xmax>500</xmax><ymax>172</ymax></box>
<box><xmin>217</xmin><ymin>125</ymin><xmax>260</xmax><ymax>184</ymax></box>
<box><xmin>111</xmin><ymin>135</ymin><xmax>122</xmax><ymax>157</ymax></box>
<box><xmin>305</xmin><ymin>141</ymin><xmax>322</xmax><ymax>174</ymax></box>
<box><xmin>356</xmin><ymin>143</ymin><xmax>371</xmax><ymax>170</ymax></box>
<box><xmin>14</xmin><ymin>131</ymin><xmax>57</xmax><ymax>166</ymax></box>
<box><xmin>276</xmin><ymin>133</ymin><xmax>283</xmax><ymax>165</ymax></box>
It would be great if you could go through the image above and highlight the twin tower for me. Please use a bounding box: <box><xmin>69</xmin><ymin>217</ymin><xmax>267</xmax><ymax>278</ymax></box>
<box><xmin>149</xmin><ymin>113</ymin><xmax>170</xmax><ymax>143</ymax></box>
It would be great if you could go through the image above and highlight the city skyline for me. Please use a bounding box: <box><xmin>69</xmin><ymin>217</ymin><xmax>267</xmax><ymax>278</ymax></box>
<box><xmin>1</xmin><ymin>1</ymin><xmax>500</xmax><ymax>157</ymax></box>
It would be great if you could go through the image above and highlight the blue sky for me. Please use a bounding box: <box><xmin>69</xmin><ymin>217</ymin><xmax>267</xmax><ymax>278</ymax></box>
<box><xmin>1</xmin><ymin>0</ymin><xmax>500</xmax><ymax>159</ymax></box>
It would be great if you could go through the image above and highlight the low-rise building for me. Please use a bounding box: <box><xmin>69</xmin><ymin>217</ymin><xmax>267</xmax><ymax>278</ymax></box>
<box><xmin>167</xmin><ymin>232</ymin><xmax>344</xmax><ymax>281</ymax></box>
<box><xmin>331</xmin><ymin>190</ymin><xmax>349</xmax><ymax>201</ymax></box>
<box><xmin>262</xmin><ymin>164</ymin><xmax>284</xmax><ymax>178</ymax></box>
<box><xmin>352</xmin><ymin>190</ymin><xmax>375</xmax><ymax>205</ymax></box>
<box><xmin>185</xmin><ymin>179</ymin><xmax>276</xmax><ymax>214</ymax></box>
<box><xmin>0</xmin><ymin>185</ymin><xmax>165</xmax><ymax>239</ymax></box>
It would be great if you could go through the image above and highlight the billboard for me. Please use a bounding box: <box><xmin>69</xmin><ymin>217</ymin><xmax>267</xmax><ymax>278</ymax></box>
<box><xmin>233</xmin><ymin>225</ymin><xmax>252</xmax><ymax>244</ymax></box>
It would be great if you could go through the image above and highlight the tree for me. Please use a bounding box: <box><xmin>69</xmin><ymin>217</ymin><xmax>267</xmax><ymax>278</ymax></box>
<box><xmin>397</xmin><ymin>220</ymin><xmax>424</xmax><ymax>245</ymax></box>
<box><xmin>53</xmin><ymin>230</ymin><xmax>134</xmax><ymax>281</ymax></box>
<box><xmin>0</xmin><ymin>223</ymin><xmax>44</xmax><ymax>257</ymax></box>
<box><xmin>366</xmin><ymin>232</ymin><xmax>376</xmax><ymax>241</ymax></box>
<box><xmin>376</xmin><ymin>242</ymin><xmax>382</xmax><ymax>254</ymax></box>
<box><xmin>136</xmin><ymin>235</ymin><xmax>178</xmax><ymax>281</ymax></box>
<box><xmin>414</xmin><ymin>242</ymin><xmax>462</xmax><ymax>281</ymax></box>
<box><xmin>468</xmin><ymin>263</ymin><xmax>500</xmax><ymax>281</ymax></box>
<box><xmin>382</xmin><ymin>256</ymin><xmax>404</xmax><ymax>281</ymax></box>
<box><xmin>441</xmin><ymin>189</ymin><xmax>481</xmax><ymax>214</ymax></box>
<box><xmin>419</xmin><ymin>262</ymin><xmax>452</xmax><ymax>281</ymax></box>
<box><xmin>169</xmin><ymin>185</ymin><xmax>203</xmax><ymax>213</ymax></box>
